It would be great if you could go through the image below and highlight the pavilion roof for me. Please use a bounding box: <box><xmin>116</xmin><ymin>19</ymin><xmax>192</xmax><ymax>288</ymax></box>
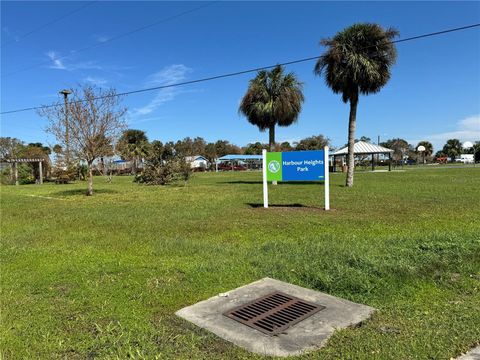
<box><xmin>333</xmin><ymin>141</ymin><xmax>393</xmax><ymax>155</ymax></box>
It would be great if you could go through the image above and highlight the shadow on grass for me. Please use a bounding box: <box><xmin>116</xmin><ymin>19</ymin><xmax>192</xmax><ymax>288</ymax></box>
<box><xmin>50</xmin><ymin>188</ymin><xmax>119</xmax><ymax>197</ymax></box>
<box><xmin>247</xmin><ymin>202</ymin><xmax>305</xmax><ymax>208</ymax></box>
<box><xmin>221</xmin><ymin>181</ymin><xmax>324</xmax><ymax>186</ymax></box>
<box><xmin>246</xmin><ymin>203</ymin><xmax>326</xmax><ymax>211</ymax></box>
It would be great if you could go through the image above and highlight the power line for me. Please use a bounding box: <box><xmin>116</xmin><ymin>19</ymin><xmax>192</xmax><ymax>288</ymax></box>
<box><xmin>1</xmin><ymin>23</ymin><xmax>479</xmax><ymax>116</ymax></box>
<box><xmin>1</xmin><ymin>1</ymin><xmax>98</xmax><ymax>47</ymax></box>
<box><xmin>2</xmin><ymin>1</ymin><xmax>219</xmax><ymax>77</ymax></box>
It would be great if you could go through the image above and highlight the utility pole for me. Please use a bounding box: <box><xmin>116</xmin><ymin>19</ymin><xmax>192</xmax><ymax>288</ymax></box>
<box><xmin>59</xmin><ymin>89</ymin><xmax>72</xmax><ymax>167</ymax></box>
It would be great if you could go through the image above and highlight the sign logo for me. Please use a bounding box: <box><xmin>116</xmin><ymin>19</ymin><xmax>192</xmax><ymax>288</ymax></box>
<box><xmin>268</xmin><ymin>160</ymin><xmax>280</xmax><ymax>173</ymax></box>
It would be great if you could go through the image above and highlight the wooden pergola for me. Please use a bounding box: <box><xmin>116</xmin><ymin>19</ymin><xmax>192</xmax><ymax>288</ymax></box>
<box><xmin>1</xmin><ymin>158</ymin><xmax>45</xmax><ymax>185</ymax></box>
<box><xmin>331</xmin><ymin>141</ymin><xmax>394</xmax><ymax>172</ymax></box>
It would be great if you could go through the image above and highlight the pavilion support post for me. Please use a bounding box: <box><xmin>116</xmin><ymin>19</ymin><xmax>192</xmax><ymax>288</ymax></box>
<box><xmin>38</xmin><ymin>161</ymin><xmax>43</xmax><ymax>184</ymax></box>
<box><xmin>333</xmin><ymin>155</ymin><xmax>336</xmax><ymax>172</ymax></box>
<box><xmin>13</xmin><ymin>162</ymin><xmax>18</xmax><ymax>185</ymax></box>
<box><xmin>388</xmin><ymin>153</ymin><xmax>392</xmax><ymax>171</ymax></box>
<box><xmin>371</xmin><ymin>153</ymin><xmax>375</xmax><ymax>171</ymax></box>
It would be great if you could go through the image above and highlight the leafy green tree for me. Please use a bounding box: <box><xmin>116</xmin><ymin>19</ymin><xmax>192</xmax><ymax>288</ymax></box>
<box><xmin>474</xmin><ymin>141</ymin><xmax>480</xmax><ymax>163</ymax></box>
<box><xmin>204</xmin><ymin>143</ymin><xmax>217</xmax><ymax>168</ymax></box>
<box><xmin>192</xmin><ymin>137</ymin><xmax>207</xmax><ymax>156</ymax></box>
<box><xmin>149</xmin><ymin>140</ymin><xmax>164</xmax><ymax>164</ymax></box>
<box><xmin>315</xmin><ymin>23</ymin><xmax>398</xmax><ymax>187</ymax></box>
<box><xmin>20</xmin><ymin>143</ymin><xmax>52</xmax><ymax>180</ymax></box>
<box><xmin>174</xmin><ymin>137</ymin><xmax>193</xmax><ymax>157</ymax></box>
<box><xmin>117</xmin><ymin>129</ymin><xmax>150</xmax><ymax>174</ymax></box>
<box><xmin>213</xmin><ymin>140</ymin><xmax>241</xmax><ymax>157</ymax></box>
<box><xmin>239</xmin><ymin>65</ymin><xmax>304</xmax><ymax>152</ymax></box>
<box><xmin>279</xmin><ymin>141</ymin><xmax>293</xmax><ymax>152</ymax></box>
<box><xmin>358</xmin><ymin>136</ymin><xmax>371</xmax><ymax>143</ymax></box>
<box><xmin>162</xmin><ymin>141</ymin><xmax>175</xmax><ymax>161</ymax></box>
<box><xmin>173</xmin><ymin>137</ymin><xmax>207</xmax><ymax>157</ymax></box>
<box><xmin>442</xmin><ymin>139</ymin><xmax>462</xmax><ymax>162</ymax></box>
<box><xmin>244</xmin><ymin>142</ymin><xmax>265</xmax><ymax>155</ymax></box>
<box><xmin>381</xmin><ymin>138</ymin><xmax>410</xmax><ymax>163</ymax></box>
<box><xmin>295</xmin><ymin>135</ymin><xmax>330</xmax><ymax>151</ymax></box>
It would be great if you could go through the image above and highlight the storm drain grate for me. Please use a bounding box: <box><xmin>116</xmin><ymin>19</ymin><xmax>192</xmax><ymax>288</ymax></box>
<box><xmin>223</xmin><ymin>291</ymin><xmax>325</xmax><ymax>336</ymax></box>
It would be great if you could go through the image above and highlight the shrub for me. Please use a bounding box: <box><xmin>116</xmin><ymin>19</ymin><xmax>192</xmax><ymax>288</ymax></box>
<box><xmin>0</xmin><ymin>164</ymin><xmax>35</xmax><ymax>185</ymax></box>
<box><xmin>135</xmin><ymin>158</ymin><xmax>191</xmax><ymax>185</ymax></box>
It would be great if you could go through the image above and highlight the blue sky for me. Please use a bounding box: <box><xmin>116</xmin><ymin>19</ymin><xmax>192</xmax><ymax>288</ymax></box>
<box><xmin>1</xmin><ymin>1</ymin><xmax>479</xmax><ymax>152</ymax></box>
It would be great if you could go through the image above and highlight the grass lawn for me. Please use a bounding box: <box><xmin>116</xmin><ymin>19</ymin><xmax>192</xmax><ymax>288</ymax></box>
<box><xmin>1</xmin><ymin>168</ymin><xmax>479</xmax><ymax>359</ymax></box>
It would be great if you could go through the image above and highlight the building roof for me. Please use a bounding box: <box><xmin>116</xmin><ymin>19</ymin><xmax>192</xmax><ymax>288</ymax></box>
<box><xmin>333</xmin><ymin>141</ymin><xmax>393</xmax><ymax>155</ymax></box>
<box><xmin>185</xmin><ymin>155</ymin><xmax>208</xmax><ymax>162</ymax></box>
<box><xmin>218</xmin><ymin>154</ymin><xmax>263</xmax><ymax>161</ymax></box>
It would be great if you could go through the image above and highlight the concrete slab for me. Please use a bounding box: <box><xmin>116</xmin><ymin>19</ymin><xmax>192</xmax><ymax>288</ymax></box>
<box><xmin>456</xmin><ymin>345</ymin><xmax>480</xmax><ymax>360</ymax></box>
<box><xmin>176</xmin><ymin>277</ymin><xmax>375</xmax><ymax>357</ymax></box>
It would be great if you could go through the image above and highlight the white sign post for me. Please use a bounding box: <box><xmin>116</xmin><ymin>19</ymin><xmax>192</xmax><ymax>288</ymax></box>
<box><xmin>262</xmin><ymin>149</ymin><xmax>269</xmax><ymax>208</ymax></box>
<box><xmin>324</xmin><ymin>146</ymin><xmax>330</xmax><ymax>211</ymax></box>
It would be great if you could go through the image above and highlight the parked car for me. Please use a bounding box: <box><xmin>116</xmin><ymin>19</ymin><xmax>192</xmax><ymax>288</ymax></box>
<box><xmin>218</xmin><ymin>162</ymin><xmax>247</xmax><ymax>171</ymax></box>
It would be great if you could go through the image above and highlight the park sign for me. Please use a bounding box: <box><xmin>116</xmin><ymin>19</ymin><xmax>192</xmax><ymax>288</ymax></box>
<box><xmin>266</xmin><ymin>150</ymin><xmax>326</xmax><ymax>181</ymax></box>
<box><xmin>262</xmin><ymin>148</ymin><xmax>330</xmax><ymax>210</ymax></box>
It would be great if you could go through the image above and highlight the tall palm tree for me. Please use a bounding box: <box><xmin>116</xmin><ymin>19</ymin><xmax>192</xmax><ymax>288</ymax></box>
<box><xmin>239</xmin><ymin>65</ymin><xmax>304</xmax><ymax>152</ymax></box>
<box><xmin>315</xmin><ymin>23</ymin><xmax>398</xmax><ymax>187</ymax></box>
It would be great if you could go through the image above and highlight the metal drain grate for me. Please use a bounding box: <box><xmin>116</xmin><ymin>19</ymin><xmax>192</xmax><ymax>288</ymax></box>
<box><xmin>224</xmin><ymin>291</ymin><xmax>325</xmax><ymax>336</ymax></box>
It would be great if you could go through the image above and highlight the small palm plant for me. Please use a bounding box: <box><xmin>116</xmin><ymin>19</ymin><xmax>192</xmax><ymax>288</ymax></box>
<box><xmin>315</xmin><ymin>23</ymin><xmax>398</xmax><ymax>187</ymax></box>
<box><xmin>239</xmin><ymin>65</ymin><xmax>304</xmax><ymax>152</ymax></box>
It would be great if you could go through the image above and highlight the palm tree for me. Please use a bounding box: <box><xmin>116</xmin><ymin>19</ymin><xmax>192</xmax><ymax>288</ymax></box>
<box><xmin>416</xmin><ymin>141</ymin><xmax>433</xmax><ymax>163</ymax></box>
<box><xmin>315</xmin><ymin>23</ymin><xmax>398</xmax><ymax>187</ymax></box>
<box><xmin>239</xmin><ymin>65</ymin><xmax>304</xmax><ymax>152</ymax></box>
<box><xmin>117</xmin><ymin>129</ymin><xmax>150</xmax><ymax>174</ymax></box>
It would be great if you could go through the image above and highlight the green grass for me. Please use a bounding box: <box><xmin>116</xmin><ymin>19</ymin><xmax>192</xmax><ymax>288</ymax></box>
<box><xmin>1</xmin><ymin>168</ymin><xmax>479</xmax><ymax>359</ymax></box>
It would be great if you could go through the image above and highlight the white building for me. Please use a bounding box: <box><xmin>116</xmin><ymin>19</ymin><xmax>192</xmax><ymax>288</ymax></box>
<box><xmin>185</xmin><ymin>155</ymin><xmax>209</xmax><ymax>170</ymax></box>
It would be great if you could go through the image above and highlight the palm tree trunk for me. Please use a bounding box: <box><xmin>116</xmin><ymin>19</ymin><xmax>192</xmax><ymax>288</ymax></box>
<box><xmin>346</xmin><ymin>96</ymin><xmax>358</xmax><ymax>187</ymax></box>
<box><xmin>86</xmin><ymin>161</ymin><xmax>94</xmax><ymax>196</ymax></box>
<box><xmin>269</xmin><ymin>124</ymin><xmax>275</xmax><ymax>151</ymax></box>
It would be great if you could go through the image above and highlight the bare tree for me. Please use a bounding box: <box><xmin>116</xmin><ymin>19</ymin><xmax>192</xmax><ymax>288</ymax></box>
<box><xmin>39</xmin><ymin>85</ymin><xmax>126</xmax><ymax>195</ymax></box>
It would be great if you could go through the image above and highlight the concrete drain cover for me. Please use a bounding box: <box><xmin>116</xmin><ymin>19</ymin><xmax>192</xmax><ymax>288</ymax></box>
<box><xmin>224</xmin><ymin>291</ymin><xmax>325</xmax><ymax>336</ymax></box>
<box><xmin>176</xmin><ymin>277</ymin><xmax>375</xmax><ymax>357</ymax></box>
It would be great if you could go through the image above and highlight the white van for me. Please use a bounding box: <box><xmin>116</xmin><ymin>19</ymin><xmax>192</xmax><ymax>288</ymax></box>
<box><xmin>455</xmin><ymin>154</ymin><xmax>474</xmax><ymax>164</ymax></box>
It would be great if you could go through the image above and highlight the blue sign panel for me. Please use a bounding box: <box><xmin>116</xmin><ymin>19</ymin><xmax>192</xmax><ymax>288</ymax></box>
<box><xmin>281</xmin><ymin>150</ymin><xmax>325</xmax><ymax>181</ymax></box>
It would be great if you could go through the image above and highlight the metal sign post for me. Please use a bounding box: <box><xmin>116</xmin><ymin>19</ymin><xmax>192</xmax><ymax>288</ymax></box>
<box><xmin>262</xmin><ymin>149</ymin><xmax>268</xmax><ymax>208</ymax></box>
<box><xmin>262</xmin><ymin>147</ymin><xmax>330</xmax><ymax>210</ymax></box>
<box><xmin>324</xmin><ymin>146</ymin><xmax>330</xmax><ymax>210</ymax></box>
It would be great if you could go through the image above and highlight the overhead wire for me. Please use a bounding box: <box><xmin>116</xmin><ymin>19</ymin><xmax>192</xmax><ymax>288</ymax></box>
<box><xmin>1</xmin><ymin>1</ymin><xmax>98</xmax><ymax>47</ymax></box>
<box><xmin>1</xmin><ymin>23</ymin><xmax>479</xmax><ymax>115</ymax></box>
<box><xmin>2</xmin><ymin>1</ymin><xmax>219</xmax><ymax>77</ymax></box>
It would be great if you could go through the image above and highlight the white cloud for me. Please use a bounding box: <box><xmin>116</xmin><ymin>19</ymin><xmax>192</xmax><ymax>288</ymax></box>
<box><xmin>132</xmin><ymin>64</ymin><xmax>192</xmax><ymax>116</ymax></box>
<box><xmin>128</xmin><ymin>116</ymin><xmax>165</xmax><ymax>126</ymax></box>
<box><xmin>45</xmin><ymin>50</ymin><xmax>102</xmax><ymax>71</ymax></box>
<box><xmin>47</xmin><ymin>51</ymin><xmax>66</xmax><ymax>69</ymax></box>
<box><xmin>83</xmin><ymin>76</ymin><xmax>108</xmax><ymax>86</ymax></box>
<box><xmin>410</xmin><ymin>114</ymin><xmax>480</xmax><ymax>149</ymax></box>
